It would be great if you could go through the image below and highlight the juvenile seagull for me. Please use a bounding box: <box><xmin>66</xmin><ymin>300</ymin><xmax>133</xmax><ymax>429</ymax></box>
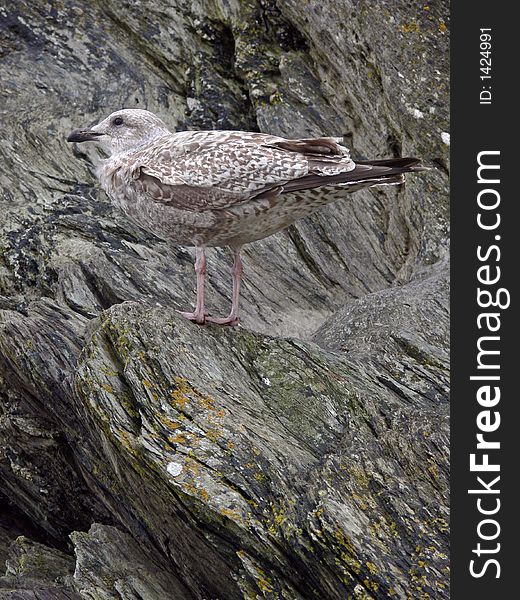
<box><xmin>67</xmin><ymin>109</ymin><xmax>424</xmax><ymax>325</ymax></box>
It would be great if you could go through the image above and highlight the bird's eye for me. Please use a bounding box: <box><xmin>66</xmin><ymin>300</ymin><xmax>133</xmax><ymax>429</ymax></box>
<box><xmin>113</xmin><ymin>116</ymin><xmax>124</xmax><ymax>126</ymax></box>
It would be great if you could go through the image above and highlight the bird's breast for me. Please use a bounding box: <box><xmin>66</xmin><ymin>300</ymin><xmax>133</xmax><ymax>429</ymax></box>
<box><xmin>97</xmin><ymin>160</ymin><xmax>133</xmax><ymax>212</ymax></box>
<box><xmin>97</xmin><ymin>160</ymin><xmax>219</xmax><ymax>246</ymax></box>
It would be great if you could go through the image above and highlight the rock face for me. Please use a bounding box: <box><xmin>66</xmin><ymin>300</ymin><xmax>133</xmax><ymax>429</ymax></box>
<box><xmin>0</xmin><ymin>1</ymin><xmax>449</xmax><ymax>598</ymax></box>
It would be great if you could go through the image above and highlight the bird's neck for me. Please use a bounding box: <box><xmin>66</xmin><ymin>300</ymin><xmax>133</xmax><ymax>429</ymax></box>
<box><xmin>112</xmin><ymin>129</ymin><xmax>171</xmax><ymax>158</ymax></box>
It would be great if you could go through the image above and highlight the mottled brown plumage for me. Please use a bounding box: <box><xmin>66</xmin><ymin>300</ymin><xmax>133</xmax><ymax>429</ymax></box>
<box><xmin>67</xmin><ymin>109</ymin><xmax>424</xmax><ymax>325</ymax></box>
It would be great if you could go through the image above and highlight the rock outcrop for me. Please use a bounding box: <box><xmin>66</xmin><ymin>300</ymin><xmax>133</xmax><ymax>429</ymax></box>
<box><xmin>1</xmin><ymin>1</ymin><xmax>449</xmax><ymax>598</ymax></box>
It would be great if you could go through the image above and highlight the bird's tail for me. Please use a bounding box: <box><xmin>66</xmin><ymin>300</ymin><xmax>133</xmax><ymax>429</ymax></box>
<box><xmin>281</xmin><ymin>157</ymin><xmax>427</xmax><ymax>194</ymax></box>
<box><xmin>355</xmin><ymin>157</ymin><xmax>428</xmax><ymax>174</ymax></box>
<box><xmin>346</xmin><ymin>157</ymin><xmax>428</xmax><ymax>187</ymax></box>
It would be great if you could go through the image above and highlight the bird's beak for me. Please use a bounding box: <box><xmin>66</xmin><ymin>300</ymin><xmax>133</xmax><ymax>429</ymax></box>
<box><xmin>66</xmin><ymin>129</ymin><xmax>105</xmax><ymax>143</ymax></box>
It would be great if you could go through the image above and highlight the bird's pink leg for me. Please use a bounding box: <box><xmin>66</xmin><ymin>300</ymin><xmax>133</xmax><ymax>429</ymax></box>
<box><xmin>207</xmin><ymin>248</ymin><xmax>243</xmax><ymax>326</ymax></box>
<box><xmin>178</xmin><ymin>247</ymin><xmax>206</xmax><ymax>324</ymax></box>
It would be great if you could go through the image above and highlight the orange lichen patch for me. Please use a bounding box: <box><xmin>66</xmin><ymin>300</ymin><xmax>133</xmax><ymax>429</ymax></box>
<box><xmin>179</xmin><ymin>481</ymin><xmax>209</xmax><ymax>503</ymax></box>
<box><xmin>157</xmin><ymin>414</ymin><xmax>182</xmax><ymax>430</ymax></box>
<box><xmin>164</xmin><ymin>377</ymin><xmax>232</xmax><ymax>446</ymax></box>
<box><xmin>174</xmin><ymin>375</ymin><xmax>192</xmax><ymax>389</ymax></box>
<box><xmin>439</xmin><ymin>21</ymin><xmax>447</xmax><ymax>33</ymax></box>
<box><xmin>168</xmin><ymin>433</ymin><xmax>188</xmax><ymax>445</ymax></box>
<box><xmin>198</xmin><ymin>488</ymin><xmax>210</xmax><ymax>502</ymax></box>
<box><xmin>198</xmin><ymin>393</ymin><xmax>216</xmax><ymax>411</ymax></box>
<box><xmin>170</xmin><ymin>388</ymin><xmax>189</xmax><ymax>409</ymax></box>
<box><xmin>219</xmin><ymin>507</ymin><xmax>247</xmax><ymax>524</ymax></box>
<box><xmin>205</xmin><ymin>426</ymin><xmax>224</xmax><ymax>443</ymax></box>
<box><xmin>170</xmin><ymin>376</ymin><xmax>221</xmax><ymax>417</ymax></box>
<box><xmin>183</xmin><ymin>456</ymin><xmax>203</xmax><ymax>476</ymax></box>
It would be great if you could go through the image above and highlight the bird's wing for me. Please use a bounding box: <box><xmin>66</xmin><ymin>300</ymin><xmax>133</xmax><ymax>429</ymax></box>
<box><xmin>129</xmin><ymin>131</ymin><xmax>356</xmax><ymax>211</ymax></box>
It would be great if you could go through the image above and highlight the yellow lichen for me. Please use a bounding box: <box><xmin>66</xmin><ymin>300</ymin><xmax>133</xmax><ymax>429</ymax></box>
<box><xmin>401</xmin><ymin>21</ymin><xmax>420</xmax><ymax>33</ymax></box>
<box><xmin>254</xmin><ymin>566</ymin><xmax>274</xmax><ymax>594</ymax></box>
<box><xmin>363</xmin><ymin>579</ymin><xmax>379</xmax><ymax>593</ymax></box>
<box><xmin>158</xmin><ymin>414</ymin><xmax>182</xmax><ymax>430</ymax></box>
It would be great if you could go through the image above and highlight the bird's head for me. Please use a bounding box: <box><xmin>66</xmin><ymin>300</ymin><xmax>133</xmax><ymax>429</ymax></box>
<box><xmin>67</xmin><ymin>109</ymin><xmax>171</xmax><ymax>156</ymax></box>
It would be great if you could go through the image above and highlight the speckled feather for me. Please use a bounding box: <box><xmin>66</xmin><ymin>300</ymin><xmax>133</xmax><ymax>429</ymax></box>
<box><xmin>96</xmin><ymin>120</ymin><xmax>418</xmax><ymax>248</ymax></box>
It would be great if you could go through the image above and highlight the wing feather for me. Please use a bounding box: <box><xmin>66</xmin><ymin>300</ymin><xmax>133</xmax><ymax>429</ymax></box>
<box><xmin>129</xmin><ymin>130</ymin><xmax>356</xmax><ymax>211</ymax></box>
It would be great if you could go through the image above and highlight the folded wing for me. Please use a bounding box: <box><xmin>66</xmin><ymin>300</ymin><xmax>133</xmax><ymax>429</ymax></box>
<box><xmin>129</xmin><ymin>131</ymin><xmax>357</xmax><ymax>211</ymax></box>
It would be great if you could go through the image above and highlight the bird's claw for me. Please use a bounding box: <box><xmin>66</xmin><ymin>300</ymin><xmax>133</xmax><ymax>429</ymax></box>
<box><xmin>176</xmin><ymin>310</ymin><xmax>239</xmax><ymax>327</ymax></box>
<box><xmin>176</xmin><ymin>310</ymin><xmax>207</xmax><ymax>325</ymax></box>
<box><xmin>205</xmin><ymin>315</ymin><xmax>239</xmax><ymax>327</ymax></box>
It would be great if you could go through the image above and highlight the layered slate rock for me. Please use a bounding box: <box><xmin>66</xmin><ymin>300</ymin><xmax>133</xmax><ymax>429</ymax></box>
<box><xmin>1</xmin><ymin>0</ymin><xmax>449</xmax><ymax>598</ymax></box>
<box><xmin>0</xmin><ymin>536</ymin><xmax>79</xmax><ymax>599</ymax></box>
<box><xmin>1</xmin><ymin>300</ymin><xmax>448</xmax><ymax>598</ymax></box>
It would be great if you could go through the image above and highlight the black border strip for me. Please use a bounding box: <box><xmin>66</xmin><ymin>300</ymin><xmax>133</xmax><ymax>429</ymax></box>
<box><xmin>451</xmin><ymin>2</ymin><xmax>516</xmax><ymax>597</ymax></box>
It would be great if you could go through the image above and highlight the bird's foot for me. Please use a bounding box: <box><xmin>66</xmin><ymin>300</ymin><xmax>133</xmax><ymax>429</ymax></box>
<box><xmin>205</xmin><ymin>315</ymin><xmax>239</xmax><ymax>327</ymax></box>
<box><xmin>176</xmin><ymin>309</ymin><xmax>207</xmax><ymax>325</ymax></box>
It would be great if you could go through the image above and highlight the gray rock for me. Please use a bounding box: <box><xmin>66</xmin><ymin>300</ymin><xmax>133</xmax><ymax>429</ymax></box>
<box><xmin>0</xmin><ymin>0</ymin><xmax>449</xmax><ymax>598</ymax></box>
<box><xmin>1</xmin><ymin>298</ymin><xmax>448</xmax><ymax>598</ymax></box>
<box><xmin>313</xmin><ymin>257</ymin><xmax>450</xmax><ymax>405</ymax></box>
<box><xmin>0</xmin><ymin>536</ymin><xmax>79</xmax><ymax>599</ymax></box>
<box><xmin>71</xmin><ymin>524</ymin><xmax>192</xmax><ymax>599</ymax></box>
